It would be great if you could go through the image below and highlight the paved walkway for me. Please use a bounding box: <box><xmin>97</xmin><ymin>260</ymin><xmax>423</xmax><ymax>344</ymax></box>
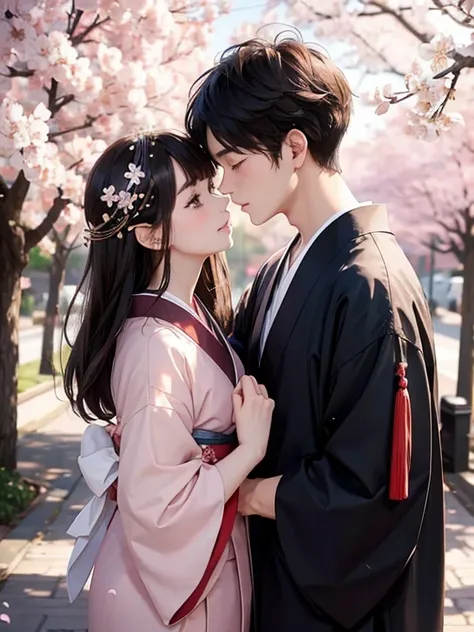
<box><xmin>0</xmin><ymin>411</ymin><xmax>474</xmax><ymax>631</ymax></box>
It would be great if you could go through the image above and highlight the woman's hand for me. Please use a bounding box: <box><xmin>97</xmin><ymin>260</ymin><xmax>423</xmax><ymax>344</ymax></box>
<box><xmin>232</xmin><ymin>375</ymin><xmax>274</xmax><ymax>463</ymax></box>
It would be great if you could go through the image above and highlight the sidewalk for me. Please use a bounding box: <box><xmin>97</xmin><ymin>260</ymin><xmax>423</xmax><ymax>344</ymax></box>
<box><xmin>1</xmin><ymin>410</ymin><xmax>474</xmax><ymax>631</ymax></box>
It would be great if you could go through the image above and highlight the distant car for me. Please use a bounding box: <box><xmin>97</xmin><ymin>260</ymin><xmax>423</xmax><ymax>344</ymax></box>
<box><xmin>419</xmin><ymin>273</ymin><xmax>451</xmax><ymax>311</ymax></box>
<box><xmin>447</xmin><ymin>276</ymin><xmax>463</xmax><ymax>313</ymax></box>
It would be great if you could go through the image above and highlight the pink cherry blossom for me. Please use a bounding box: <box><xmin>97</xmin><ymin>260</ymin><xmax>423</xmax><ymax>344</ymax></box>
<box><xmin>278</xmin><ymin>0</ymin><xmax>473</xmax><ymax>142</ymax></box>
<box><xmin>419</xmin><ymin>33</ymin><xmax>455</xmax><ymax>74</ymax></box>
<box><xmin>1</xmin><ymin>0</ymin><xmax>226</xmax><ymax>258</ymax></box>
<box><xmin>375</xmin><ymin>101</ymin><xmax>391</xmax><ymax>116</ymax></box>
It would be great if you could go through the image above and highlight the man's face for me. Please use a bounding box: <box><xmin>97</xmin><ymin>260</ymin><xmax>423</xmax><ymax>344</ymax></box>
<box><xmin>206</xmin><ymin>129</ymin><xmax>298</xmax><ymax>226</ymax></box>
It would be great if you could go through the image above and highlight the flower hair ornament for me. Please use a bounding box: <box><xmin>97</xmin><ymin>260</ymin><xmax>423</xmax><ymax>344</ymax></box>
<box><xmin>84</xmin><ymin>137</ymin><xmax>156</xmax><ymax>244</ymax></box>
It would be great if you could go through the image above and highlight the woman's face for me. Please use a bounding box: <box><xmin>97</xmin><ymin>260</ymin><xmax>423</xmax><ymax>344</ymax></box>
<box><xmin>170</xmin><ymin>159</ymin><xmax>232</xmax><ymax>257</ymax></box>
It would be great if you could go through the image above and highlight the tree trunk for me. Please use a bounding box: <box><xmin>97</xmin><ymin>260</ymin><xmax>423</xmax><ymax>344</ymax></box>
<box><xmin>456</xmin><ymin>248</ymin><xmax>474</xmax><ymax>405</ymax></box>
<box><xmin>0</xmin><ymin>209</ymin><xmax>27</xmax><ymax>470</ymax></box>
<box><xmin>40</xmin><ymin>248</ymin><xmax>67</xmax><ymax>376</ymax></box>
<box><xmin>0</xmin><ymin>275</ymin><xmax>22</xmax><ymax>471</ymax></box>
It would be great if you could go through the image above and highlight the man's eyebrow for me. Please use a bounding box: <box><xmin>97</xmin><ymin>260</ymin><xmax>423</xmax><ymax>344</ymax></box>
<box><xmin>215</xmin><ymin>147</ymin><xmax>234</xmax><ymax>158</ymax></box>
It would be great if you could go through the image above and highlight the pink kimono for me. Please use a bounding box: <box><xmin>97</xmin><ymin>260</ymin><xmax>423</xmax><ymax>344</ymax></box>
<box><xmin>67</xmin><ymin>292</ymin><xmax>252</xmax><ymax>632</ymax></box>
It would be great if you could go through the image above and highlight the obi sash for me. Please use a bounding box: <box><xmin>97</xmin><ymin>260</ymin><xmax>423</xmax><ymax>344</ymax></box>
<box><xmin>66</xmin><ymin>294</ymin><xmax>239</xmax><ymax>614</ymax></box>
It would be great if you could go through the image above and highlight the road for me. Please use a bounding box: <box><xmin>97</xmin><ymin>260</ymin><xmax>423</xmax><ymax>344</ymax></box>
<box><xmin>19</xmin><ymin>326</ymin><xmax>63</xmax><ymax>366</ymax></box>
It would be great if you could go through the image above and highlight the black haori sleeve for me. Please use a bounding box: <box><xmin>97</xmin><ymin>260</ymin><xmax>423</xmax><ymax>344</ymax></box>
<box><xmin>275</xmin><ymin>334</ymin><xmax>434</xmax><ymax>628</ymax></box>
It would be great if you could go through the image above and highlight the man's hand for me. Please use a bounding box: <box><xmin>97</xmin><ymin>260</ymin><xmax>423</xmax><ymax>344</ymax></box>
<box><xmin>238</xmin><ymin>476</ymin><xmax>282</xmax><ymax>519</ymax></box>
<box><xmin>238</xmin><ymin>478</ymin><xmax>262</xmax><ymax>516</ymax></box>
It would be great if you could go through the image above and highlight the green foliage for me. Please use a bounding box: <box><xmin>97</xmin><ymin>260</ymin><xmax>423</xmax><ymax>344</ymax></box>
<box><xmin>20</xmin><ymin>294</ymin><xmax>35</xmax><ymax>316</ymax></box>
<box><xmin>0</xmin><ymin>468</ymin><xmax>37</xmax><ymax>526</ymax></box>
<box><xmin>18</xmin><ymin>345</ymin><xmax>71</xmax><ymax>392</ymax></box>
<box><xmin>28</xmin><ymin>246</ymin><xmax>52</xmax><ymax>271</ymax></box>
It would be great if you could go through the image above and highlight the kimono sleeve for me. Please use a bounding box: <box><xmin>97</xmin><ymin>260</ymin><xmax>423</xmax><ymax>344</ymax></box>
<box><xmin>117</xmin><ymin>335</ymin><xmax>226</xmax><ymax>625</ymax></box>
<box><xmin>275</xmin><ymin>333</ymin><xmax>434</xmax><ymax>629</ymax></box>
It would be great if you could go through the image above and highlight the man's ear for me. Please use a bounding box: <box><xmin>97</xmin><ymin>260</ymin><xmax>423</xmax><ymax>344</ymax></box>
<box><xmin>133</xmin><ymin>224</ymin><xmax>163</xmax><ymax>250</ymax></box>
<box><xmin>285</xmin><ymin>129</ymin><xmax>308</xmax><ymax>169</ymax></box>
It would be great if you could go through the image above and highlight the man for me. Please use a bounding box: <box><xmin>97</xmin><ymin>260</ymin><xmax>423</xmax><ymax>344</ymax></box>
<box><xmin>186</xmin><ymin>35</ymin><xmax>444</xmax><ymax>632</ymax></box>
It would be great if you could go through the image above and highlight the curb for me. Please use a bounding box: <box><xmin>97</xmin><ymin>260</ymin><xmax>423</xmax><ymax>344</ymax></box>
<box><xmin>17</xmin><ymin>400</ymin><xmax>70</xmax><ymax>440</ymax></box>
<box><xmin>17</xmin><ymin>379</ymin><xmax>56</xmax><ymax>405</ymax></box>
<box><xmin>0</xmin><ymin>471</ymin><xmax>82</xmax><ymax>584</ymax></box>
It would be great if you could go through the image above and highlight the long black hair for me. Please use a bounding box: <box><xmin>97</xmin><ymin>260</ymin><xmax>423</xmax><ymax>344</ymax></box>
<box><xmin>64</xmin><ymin>132</ymin><xmax>233</xmax><ymax>423</ymax></box>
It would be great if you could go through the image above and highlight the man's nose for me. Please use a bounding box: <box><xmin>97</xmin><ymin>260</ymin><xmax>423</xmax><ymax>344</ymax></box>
<box><xmin>218</xmin><ymin>172</ymin><xmax>233</xmax><ymax>196</ymax></box>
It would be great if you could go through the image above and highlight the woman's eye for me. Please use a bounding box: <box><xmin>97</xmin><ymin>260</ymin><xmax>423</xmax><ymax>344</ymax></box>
<box><xmin>186</xmin><ymin>194</ymin><xmax>202</xmax><ymax>208</ymax></box>
<box><xmin>231</xmin><ymin>159</ymin><xmax>245</xmax><ymax>171</ymax></box>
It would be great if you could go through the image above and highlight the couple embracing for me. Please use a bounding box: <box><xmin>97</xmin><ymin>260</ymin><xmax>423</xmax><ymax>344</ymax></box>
<box><xmin>65</xmin><ymin>34</ymin><xmax>444</xmax><ymax>632</ymax></box>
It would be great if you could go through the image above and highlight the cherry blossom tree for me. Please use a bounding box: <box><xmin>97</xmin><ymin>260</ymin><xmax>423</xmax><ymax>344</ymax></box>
<box><xmin>271</xmin><ymin>0</ymin><xmax>474</xmax><ymax>141</ymax></box>
<box><xmin>39</xmin><ymin>206</ymin><xmax>83</xmax><ymax>377</ymax></box>
<box><xmin>341</xmin><ymin>128</ymin><xmax>474</xmax><ymax>402</ymax></box>
<box><xmin>0</xmin><ymin>0</ymin><xmax>226</xmax><ymax>470</ymax></box>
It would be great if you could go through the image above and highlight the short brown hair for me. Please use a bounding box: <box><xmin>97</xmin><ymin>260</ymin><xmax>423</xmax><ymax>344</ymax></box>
<box><xmin>186</xmin><ymin>34</ymin><xmax>353</xmax><ymax>171</ymax></box>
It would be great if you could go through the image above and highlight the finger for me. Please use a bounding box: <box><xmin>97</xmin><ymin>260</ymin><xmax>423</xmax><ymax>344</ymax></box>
<box><xmin>258</xmin><ymin>383</ymin><xmax>269</xmax><ymax>398</ymax></box>
<box><xmin>232</xmin><ymin>392</ymin><xmax>243</xmax><ymax>411</ymax></box>
<box><xmin>249</xmin><ymin>375</ymin><xmax>262</xmax><ymax>395</ymax></box>
<box><xmin>241</xmin><ymin>375</ymin><xmax>257</xmax><ymax>400</ymax></box>
<box><xmin>234</xmin><ymin>381</ymin><xmax>243</xmax><ymax>396</ymax></box>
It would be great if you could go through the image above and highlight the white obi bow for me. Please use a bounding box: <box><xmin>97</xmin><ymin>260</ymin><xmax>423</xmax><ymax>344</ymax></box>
<box><xmin>66</xmin><ymin>424</ymin><xmax>119</xmax><ymax>603</ymax></box>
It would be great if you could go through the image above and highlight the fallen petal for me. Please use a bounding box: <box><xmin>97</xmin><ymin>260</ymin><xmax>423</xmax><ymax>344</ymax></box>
<box><xmin>375</xmin><ymin>101</ymin><xmax>390</xmax><ymax>115</ymax></box>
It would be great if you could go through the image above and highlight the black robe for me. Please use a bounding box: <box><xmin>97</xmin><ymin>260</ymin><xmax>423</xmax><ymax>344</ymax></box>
<box><xmin>232</xmin><ymin>204</ymin><xmax>445</xmax><ymax>632</ymax></box>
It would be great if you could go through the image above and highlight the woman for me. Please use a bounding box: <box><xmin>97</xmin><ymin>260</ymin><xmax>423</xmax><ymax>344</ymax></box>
<box><xmin>63</xmin><ymin>132</ymin><xmax>274</xmax><ymax>632</ymax></box>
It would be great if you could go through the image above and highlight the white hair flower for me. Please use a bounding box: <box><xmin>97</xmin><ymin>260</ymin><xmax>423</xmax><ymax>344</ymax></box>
<box><xmin>124</xmin><ymin>163</ymin><xmax>145</xmax><ymax>187</ymax></box>
<box><xmin>117</xmin><ymin>191</ymin><xmax>138</xmax><ymax>212</ymax></box>
<box><xmin>100</xmin><ymin>185</ymin><xmax>119</xmax><ymax>208</ymax></box>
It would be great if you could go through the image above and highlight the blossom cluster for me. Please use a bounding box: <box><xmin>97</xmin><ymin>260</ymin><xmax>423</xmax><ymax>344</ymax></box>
<box><xmin>372</xmin><ymin>33</ymin><xmax>468</xmax><ymax>141</ymax></box>
<box><xmin>0</xmin><ymin>0</ymin><xmax>226</xmax><ymax>240</ymax></box>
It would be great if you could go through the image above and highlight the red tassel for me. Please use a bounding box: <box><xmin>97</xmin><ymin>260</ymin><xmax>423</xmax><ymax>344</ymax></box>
<box><xmin>389</xmin><ymin>362</ymin><xmax>412</xmax><ymax>501</ymax></box>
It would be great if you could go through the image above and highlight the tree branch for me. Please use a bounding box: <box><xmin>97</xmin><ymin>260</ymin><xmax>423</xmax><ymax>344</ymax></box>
<box><xmin>8</xmin><ymin>171</ymin><xmax>30</xmax><ymax>222</ymax></box>
<box><xmin>369</xmin><ymin>0</ymin><xmax>432</xmax><ymax>43</ymax></box>
<box><xmin>67</xmin><ymin>4</ymin><xmax>84</xmax><ymax>38</ymax></box>
<box><xmin>433</xmin><ymin>51</ymin><xmax>474</xmax><ymax>79</ymax></box>
<box><xmin>350</xmin><ymin>29</ymin><xmax>405</xmax><ymax>76</ymax></box>
<box><xmin>428</xmin><ymin>234</ymin><xmax>463</xmax><ymax>260</ymax></box>
<box><xmin>49</xmin><ymin>116</ymin><xmax>97</xmax><ymax>139</ymax></box>
<box><xmin>56</xmin><ymin>94</ymin><xmax>75</xmax><ymax>109</ymax></box>
<box><xmin>71</xmin><ymin>15</ymin><xmax>111</xmax><ymax>47</ymax></box>
<box><xmin>432</xmin><ymin>0</ymin><xmax>474</xmax><ymax>26</ymax></box>
<box><xmin>299</xmin><ymin>1</ymin><xmax>337</xmax><ymax>21</ymax></box>
<box><xmin>45</xmin><ymin>79</ymin><xmax>59</xmax><ymax>115</ymax></box>
<box><xmin>24</xmin><ymin>192</ymin><xmax>70</xmax><ymax>251</ymax></box>
<box><xmin>436</xmin><ymin>217</ymin><xmax>465</xmax><ymax>242</ymax></box>
<box><xmin>43</xmin><ymin>82</ymin><xmax>75</xmax><ymax>118</ymax></box>
<box><xmin>7</xmin><ymin>66</ymin><xmax>34</xmax><ymax>78</ymax></box>
<box><xmin>66</xmin><ymin>231</ymin><xmax>81</xmax><ymax>252</ymax></box>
